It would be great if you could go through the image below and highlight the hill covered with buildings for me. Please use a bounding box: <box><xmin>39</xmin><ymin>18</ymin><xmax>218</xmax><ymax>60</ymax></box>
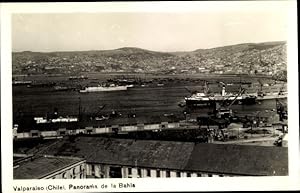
<box><xmin>12</xmin><ymin>41</ymin><xmax>287</xmax><ymax>79</ymax></box>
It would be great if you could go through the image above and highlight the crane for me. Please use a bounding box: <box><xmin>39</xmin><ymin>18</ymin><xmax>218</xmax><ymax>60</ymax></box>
<box><xmin>215</xmin><ymin>88</ymin><xmax>245</xmax><ymax>119</ymax></box>
<box><xmin>184</xmin><ymin>86</ymin><xmax>193</xmax><ymax>94</ymax></box>
<box><xmin>276</xmin><ymin>84</ymin><xmax>287</xmax><ymax>121</ymax></box>
<box><xmin>204</xmin><ymin>88</ymin><xmax>245</xmax><ymax>141</ymax></box>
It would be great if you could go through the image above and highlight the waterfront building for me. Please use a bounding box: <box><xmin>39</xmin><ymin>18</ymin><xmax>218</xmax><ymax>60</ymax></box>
<box><xmin>13</xmin><ymin>155</ymin><xmax>86</xmax><ymax>179</ymax></box>
<box><xmin>14</xmin><ymin>136</ymin><xmax>288</xmax><ymax>178</ymax></box>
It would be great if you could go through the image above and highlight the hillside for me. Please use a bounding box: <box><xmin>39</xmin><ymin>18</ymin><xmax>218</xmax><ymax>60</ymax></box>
<box><xmin>12</xmin><ymin>41</ymin><xmax>287</xmax><ymax>79</ymax></box>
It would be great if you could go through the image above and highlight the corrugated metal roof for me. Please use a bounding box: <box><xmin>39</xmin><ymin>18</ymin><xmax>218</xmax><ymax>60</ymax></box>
<box><xmin>14</xmin><ymin>155</ymin><xmax>84</xmax><ymax>179</ymax></box>
<box><xmin>185</xmin><ymin>143</ymin><xmax>288</xmax><ymax>176</ymax></box>
<box><xmin>31</xmin><ymin>136</ymin><xmax>288</xmax><ymax>176</ymax></box>
<box><xmin>41</xmin><ymin>137</ymin><xmax>194</xmax><ymax>170</ymax></box>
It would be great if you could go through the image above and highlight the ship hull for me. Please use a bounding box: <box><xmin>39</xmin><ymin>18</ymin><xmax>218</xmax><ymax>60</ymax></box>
<box><xmin>80</xmin><ymin>86</ymin><xmax>128</xmax><ymax>93</ymax></box>
<box><xmin>256</xmin><ymin>94</ymin><xmax>287</xmax><ymax>100</ymax></box>
<box><xmin>185</xmin><ymin>93</ymin><xmax>287</xmax><ymax>107</ymax></box>
<box><xmin>185</xmin><ymin>95</ymin><xmax>257</xmax><ymax>107</ymax></box>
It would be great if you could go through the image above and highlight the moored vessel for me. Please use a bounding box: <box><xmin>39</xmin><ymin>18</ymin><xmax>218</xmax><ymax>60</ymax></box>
<box><xmin>185</xmin><ymin>84</ymin><xmax>257</xmax><ymax>107</ymax></box>
<box><xmin>79</xmin><ymin>84</ymin><xmax>129</xmax><ymax>93</ymax></box>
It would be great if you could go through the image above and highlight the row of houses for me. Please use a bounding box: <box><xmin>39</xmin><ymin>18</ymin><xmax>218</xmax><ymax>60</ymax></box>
<box><xmin>13</xmin><ymin>136</ymin><xmax>288</xmax><ymax>179</ymax></box>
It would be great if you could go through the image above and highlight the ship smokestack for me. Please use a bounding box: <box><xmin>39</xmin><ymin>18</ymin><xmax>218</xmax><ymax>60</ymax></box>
<box><xmin>222</xmin><ymin>86</ymin><xmax>226</xmax><ymax>96</ymax></box>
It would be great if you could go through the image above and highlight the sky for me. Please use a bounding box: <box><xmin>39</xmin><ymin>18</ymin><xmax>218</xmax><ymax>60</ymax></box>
<box><xmin>11</xmin><ymin>2</ymin><xmax>291</xmax><ymax>52</ymax></box>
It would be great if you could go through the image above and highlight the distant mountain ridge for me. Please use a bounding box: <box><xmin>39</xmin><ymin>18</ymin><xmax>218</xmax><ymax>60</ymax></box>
<box><xmin>13</xmin><ymin>41</ymin><xmax>285</xmax><ymax>54</ymax></box>
<box><xmin>12</xmin><ymin>41</ymin><xmax>287</xmax><ymax>79</ymax></box>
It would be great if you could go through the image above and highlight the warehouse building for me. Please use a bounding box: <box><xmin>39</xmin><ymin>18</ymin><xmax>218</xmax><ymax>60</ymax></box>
<box><xmin>13</xmin><ymin>116</ymin><xmax>182</xmax><ymax>139</ymax></box>
<box><xmin>13</xmin><ymin>155</ymin><xmax>86</xmax><ymax>179</ymax></box>
<box><xmin>16</xmin><ymin>136</ymin><xmax>288</xmax><ymax>178</ymax></box>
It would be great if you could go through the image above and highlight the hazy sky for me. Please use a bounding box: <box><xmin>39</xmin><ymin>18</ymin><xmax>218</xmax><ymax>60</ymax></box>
<box><xmin>12</xmin><ymin>3</ymin><xmax>290</xmax><ymax>52</ymax></box>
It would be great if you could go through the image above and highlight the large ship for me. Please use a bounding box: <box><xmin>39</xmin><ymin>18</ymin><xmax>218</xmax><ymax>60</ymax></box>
<box><xmin>79</xmin><ymin>84</ymin><xmax>132</xmax><ymax>93</ymax></box>
<box><xmin>185</xmin><ymin>81</ymin><xmax>287</xmax><ymax>107</ymax></box>
<box><xmin>185</xmin><ymin>85</ymin><xmax>257</xmax><ymax>107</ymax></box>
<box><xmin>254</xmin><ymin>80</ymin><xmax>288</xmax><ymax>101</ymax></box>
<box><xmin>69</xmin><ymin>75</ymin><xmax>88</xmax><ymax>80</ymax></box>
<box><xmin>12</xmin><ymin>80</ymin><xmax>32</xmax><ymax>86</ymax></box>
<box><xmin>256</xmin><ymin>90</ymin><xmax>288</xmax><ymax>100</ymax></box>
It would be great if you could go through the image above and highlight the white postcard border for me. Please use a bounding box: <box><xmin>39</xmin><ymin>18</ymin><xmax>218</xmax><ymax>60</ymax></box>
<box><xmin>1</xmin><ymin>1</ymin><xmax>299</xmax><ymax>192</ymax></box>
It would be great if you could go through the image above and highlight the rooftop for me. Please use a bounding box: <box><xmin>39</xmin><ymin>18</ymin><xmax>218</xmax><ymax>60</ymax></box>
<box><xmin>185</xmin><ymin>143</ymin><xmax>288</xmax><ymax>176</ymax></box>
<box><xmin>13</xmin><ymin>155</ymin><xmax>84</xmax><ymax>179</ymax></box>
<box><xmin>30</xmin><ymin>136</ymin><xmax>288</xmax><ymax>176</ymax></box>
<box><xmin>37</xmin><ymin>137</ymin><xmax>193</xmax><ymax>170</ymax></box>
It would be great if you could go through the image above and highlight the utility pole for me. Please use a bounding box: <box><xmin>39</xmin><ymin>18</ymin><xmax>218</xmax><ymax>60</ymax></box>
<box><xmin>78</xmin><ymin>96</ymin><xmax>81</xmax><ymax>121</ymax></box>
